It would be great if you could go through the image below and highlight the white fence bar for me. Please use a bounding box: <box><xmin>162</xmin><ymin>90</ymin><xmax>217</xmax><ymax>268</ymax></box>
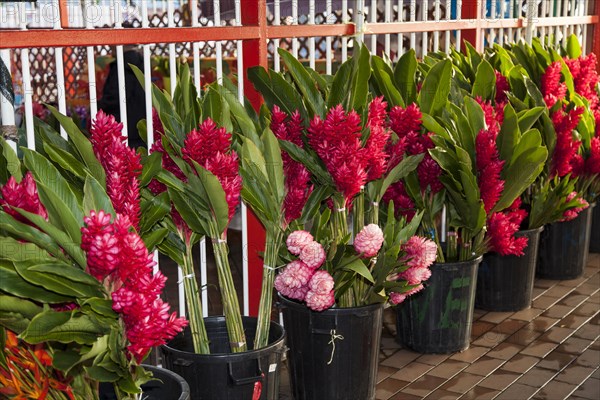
<box><xmin>141</xmin><ymin>0</ymin><xmax>153</xmax><ymax>148</ymax></box>
<box><xmin>326</xmin><ymin>0</ymin><xmax>333</xmax><ymax>75</ymax></box>
<box><xmin>309</xmin><ymin>0</ymin><xmax>316</xmax><ymax>69</ymax></box>
<box><xmin>292</xmin><ymin>0</ymin><xmax>299</xmax><ymax>58</ymax></box>
<box><xmin>341</xmin><ymin>0</ymin><xmax>349</xmax><ymax>62</ymax></box>
<box><xmin>499</xmin><ymin>0</ymin><xmax>507</xmax><ymax>46</ymax></box>
<box><xmin>490</xmin><ymin>0</ymin><xmax>496</xmax><ymax>45</ymax></box>
<box><xmin>410</xmin><ymin>0</ymin><xmax>416</xmax><ymax>50</ymax></box>
<box><xmin>52</xmin><ymin>0</ymin><xmax>67</xmax><ymax>138</ymax></box>
<box><xmin>0</xmin><ymin>49</ymin><xmax>16</xmax><ymax>152</ymax></box>
<box><xmin>445</xmin><ymin>0</ymin><xmax>451</xmax><ymax>53</ymax></box>
<box><xmin>433</xmin><ymin>0</ymin><xmax>440</xmax><ymax>52</ymax></box>
<box><xmin>370</xmin><ymin>0</ymin><xmax>377</xmax><ymax>54</ymax></box>
<box><xmin>422</xmin><ymin>0</ymin><xmax>429</xmax><ymax>57</ymax></box>
<box><xmin>273</xmin><ymin>0</ymin><xmax>281</xmax><ymax>72</ymax></box>
<box><xmin>397</xmin><ymin>0</ymin><xmax>404</xmax><ymax>58</ymax></box>
<box><xmin>112</xmin><ymin>0</ymin><xmax>128</xmax><ymax>138</ymax></box>
<box><xmin>191</xmin><ymin>0</ymin><xmax>201</xmax><ymax>91</ymax></box>
<box><xmin>214</xmin><ymin>0</ymin><xmax>223</xmax><ymax>83</ymax></box>
<box><xmin>85</xmin><ymin>0</ymin><xmax>98</xmax><ymax>120</ymax></box>
<box><xmin>384</xmin><ymin>0</ymin><xmax>391</xmax><ymax>56</ymax></box>
<box><xmin>456</xmin><ymin>0</ymin><xmax>462</xmax><ymax>48</ymax></box>
<box><xmin>168</xmin><ymin>0</ymin><xmax>177</xmax><ymax>95</ymax></box>
<box><xmin>18</xmin><ymin>2</ymin><xmax>35</xmax><ymax>149</ymax></box>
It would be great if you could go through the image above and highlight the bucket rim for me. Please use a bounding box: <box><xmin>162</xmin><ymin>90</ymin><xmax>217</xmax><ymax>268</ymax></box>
<box><xmin>516</xmin><ymin>225</ymin><xmax>545</xmax><ymax>235</ymax></box>
<box><xmin>432</xmin><ymin>255</ymin><xmax>483</xmax><ymax>269</ymax></box>
<box><xmin>277</xmin><ymin>293</ymin><xmax>384</xmax><ymax>315</ymax></box>
<box><xmin>162</xmin><ymin>316</ymin><xmax>285</xmax><ymax>361</ymax></box>
<box><xmin>141</xmin><ymin>364</ymin><xmax>190</xmax><ymax>400</ymax></box>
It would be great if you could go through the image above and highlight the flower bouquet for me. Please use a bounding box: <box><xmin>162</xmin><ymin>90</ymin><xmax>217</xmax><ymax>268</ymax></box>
<box><xmin>249</xmin><ymin>45</ymin><xmax>440</xmax><ymax>398</ymax></box>
<box><xmin>132</xmin><ymin>65</ymin><xmax>287</xmax><ymax>399</ymax></box>
<box><xmin>0</xmin><ymin>108</ymin><xmax>187</xmax><ymax>399</ymax></box>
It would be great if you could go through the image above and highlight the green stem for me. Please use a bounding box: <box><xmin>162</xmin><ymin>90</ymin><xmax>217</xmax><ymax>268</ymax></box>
<box><xmin>332</xmin><ymin>197</ymin><xmax>349</xmax><ymax>245</ymax></box>
<box><xmin>254</xmin><ymin>228</ymin><xmax>284</xmax><ymax>349</ymax></box>
<box><xmin>181</xmin><ymin>241</ymin><xmax>210</xmax><ymax>354</ymax></box>
<box><xmin>353</xmin><ymin>190</ymin><xmax>365</xmax><ymax>239</ymax></box>
<box><xmin>211</xmin><ymin>230</ymin><xmax>247</xmax><ymax>353</ymax></box>
<box><xmin>370</xmin><ymin>201</ymin><xmax>379</xmax><ymax>225</ymax></box>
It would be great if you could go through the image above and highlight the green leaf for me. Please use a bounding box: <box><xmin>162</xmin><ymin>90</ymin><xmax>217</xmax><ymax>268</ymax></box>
<box><xmin>341</xmin><ymin>258</ymin><xmax>374</xmax><ymax>283</ymax></box>
<box><xmin>517</xmin><ymin>106</ymin><xmax>545</xmax><ymax>133</ymax></box>
<box><xmin>140</xmin><ymin>151</ymin><xmax>163</xmax><ymax>187</ymax></box>
<box><xmin>0</xmin><ymin>259</ymin><xmax>72</xmax><ymax>303</ymax></box>
<box><xmin>35</xmin><ymin>180</ymin><xmax>83</xmax><ymax>246</ymax></box>
<box><xmin>43</xmin><ymin>141</ymin><xmax>89</xmax><ymax>180</ymax></box>
<box><xmin>346</xmin><ymin>44</ymin><xmax>372</xmax><ymax>113</ymax></box>
<box><xmin>47</xmin><ymin>106</ymin><xmax>106</xmax><ymax>186</ymax></box>
<box><xmin>139</xmin><ymin>191</ymin><xmax>170</xmax><ymax>233</ymax></box>
<box><xmin>418</xmin><ymin>59</ymin><xmax>452</xmax><ymax>116</ymax></box>
<box><xmin>21</xmin><ymin>310</ymin><xmax>109</xmax><ymax>344</ymax></box>
<box><xmin>83</xmin><ymin>175</ymin><xmax>115</xmax><ymax>217</ymax></box>
<box><xmin>278</xmin><ymin>140</ymin><xmax>333</xmax><ymax>186</ymax></box>
<box><xmin>202</xmin><ymin>87</ymin><xmax>232</xmax><ymax>133</ymax></box>
<box><xmin>0</xmin><ymin>295</ymin><xmax>43</xmax><ymax>320</ymax></box>
<box><xmin>279</xmin><ymin>49</ymin><xmax>326</xmax><ymax>118</ymax></box>
<box><xmin>327</xmin><ymin>58</ymin><xmax>353</xmax><ymax>109</ymax></box>
<box><xmin>472</xmin><ymin>59</ymin><xmax>496</xmax><ymax>101</ymax></box>
<box><xmin>0</xmin><ymin>138</ymin><xmax>22</xmax><ymax>182</ymax></box>
<box><xmin>378</xmin><ymin>154</ymin><xmax>424</xmax><ymax>200</ymax></box>
<box><xmin>371</xmin><ymin>56</ymin><xmax>404</xmax><ymax>107</ymax></box>
<box><xmin>261</xmin><ymin>128</ymin><xmax>285</xmax><ymax>205</ymax></box>
<box><xmin>142</xmin><ymin>227</ymin><xmax>169</xmax><ymax>250</ymax></box>
<box><xmin>301</xmin><ymin>185</ymin><xmax>334</xmax><ymax>225</ymax></box>
<box><xmin>498</xmin><ymin>103</ymin><xmax>520</xmax><ymax>163</ymax></box>
<box><xmin>167</xmin><ymin>188</ymin><xmax>209</xmax><ymax>235</ymax></box>
<box><xmin>566</xmin><ymin>34</ymin><xmax>582</xmax><ymax>59</ymax></box>
<box><xmin>394</xmin><ymin>49</ymin><xmax>418</xmax><ymax>104</ymax></box>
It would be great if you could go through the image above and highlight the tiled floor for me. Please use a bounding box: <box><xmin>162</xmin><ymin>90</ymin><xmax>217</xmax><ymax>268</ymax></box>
<box><xmin>372</xmin><ymin>252</ymin><xmax>600</xmax><ymax>400</ymax></box>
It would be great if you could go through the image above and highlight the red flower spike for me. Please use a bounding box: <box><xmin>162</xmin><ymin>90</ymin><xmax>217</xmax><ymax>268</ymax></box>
<box><xmin>0</xmin><ymin>172</ymin><xmax>48</xmax><ymax>225</ymax></box>
<box><xmin>541</xmin><ymin>61</ymin><xmax>568</xmax><ymax>109</ymax></box>
<box><xmin>551</xmin><ymin>107</ymin><xmax>584</xmax><ymax>178</ymax></box>
<box><xmin>495</xmin><ymin>70</ymin><xmax>510</xmax><ymax>105</ymax></box>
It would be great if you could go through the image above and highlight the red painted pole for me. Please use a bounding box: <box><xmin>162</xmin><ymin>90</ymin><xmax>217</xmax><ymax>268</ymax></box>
<box><xmin>242</xmin><ymin>0</ymin><xmax>268</xmax><ymax>316</ymax></box>
<box><xmin>461</xmin><ymin>0</ymin><xmax>483</xmax><ymax>53</ymax></box>
<box><xmin>593</xmin><ymin>0</ymin><xmax>600</xmax><ymax>73</ymax></box>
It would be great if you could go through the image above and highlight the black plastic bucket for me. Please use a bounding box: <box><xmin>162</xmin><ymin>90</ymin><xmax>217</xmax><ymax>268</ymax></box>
<box><xmin>161</xmin><ymin>316</ymin><xmax>285</xmax><ymax>400</ymax></box>
<box><xmin>99</xmin><ymin>365</ymin><xmax>190</xmax><ymax>400</ymax></box>
<box><xmin>279</xmin><ymin>295</ymin><xmax>383</xmax><ymax>400</ymax></box>
<box><xmin>537</xmin><ymin>204</ymin><xmax>594</xmax><ymax>280</ymax></box>
<box><xmin>396</xmin><ymin>256</ymin><xmax>482</xmax><ymax>354</ymax></box>
<box><xmin>590</xmin><ymin>204</ymin><xmax>600</xmax><ymax>253</ymax></box>
<box><xmin>475</xmin><ymin>227</ymin><xmax>544</xmax><ymax>312</ymax></box>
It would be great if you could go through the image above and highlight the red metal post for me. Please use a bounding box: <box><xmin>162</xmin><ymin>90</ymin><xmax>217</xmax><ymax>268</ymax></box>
<box><xmin>242</xmin><ymin>0</ymin><xmax>268</xmax><ymax>316</ymax></box>
<box><xmin>461</xmin><ymin>0</ymin><xmax>483</xmax><ymax>53</ymax></box>
<box><xmin>594</xmin><ymin>0</ymin><xmax>600</xmax><ymax>73</ymax></box>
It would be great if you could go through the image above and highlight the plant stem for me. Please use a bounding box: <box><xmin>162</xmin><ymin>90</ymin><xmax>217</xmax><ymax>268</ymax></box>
<box><xmin>353</xmin><ymin>189</ymin><xmax>365</xmax><ymax>239</ymax></box>
<box><xmin>211</xmin><ymin>231</ymin><xmax>247</xmax><ymax>353</ymax></box>
<box><xmin>181</xmin><ymin>240</ymin><xmax>210</xmax><ymax>354</ymax></box>
<box><xmin>254</xmin><ymin>228</ymin><xmax>284</xmax><ymax>349</ymax></box>
<box><xmin>332</xmin><ymin>197</ymin><xmax>349</xmax><ymax>245</ymax></box>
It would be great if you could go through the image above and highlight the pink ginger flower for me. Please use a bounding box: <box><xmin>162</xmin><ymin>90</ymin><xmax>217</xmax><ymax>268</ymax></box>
<box><xmin>541</xmin><ymin>62</ymin><xmax>567</xmax><ymax>109</ymax></box>
<box><xmin>399</xmin><ymin>267</ymin><xmax>432</xmax><ymax>286</ymax></box>
<box><xmin>495</xmin><ymin>70</ymin><xmax>510</xmax><ymax>105</ymax></box>
<box><xmin>299</xmin><ymin>241</ymin><xmax>326</xmax><ymax>270</ymax></box>
<box><xmin>183</xmin><ymin>118</ymin><xmax>242</xmax><ymax>222</ymax></box>
<box><xmin>487</xmin><ymin>199</ymin><xmax>529</xmax><ymax>256</ymax></box>
<box><xmin>308</xmin><ymin>270</ymin><xmax>334</xmax><ymax>295</ymax></box>
<box><xmin>561</xmin><ymin>192</ymin><xmax>589</xmax><ymax>222</ymax></box>
<box><xmin>354</xmin><ymin>224</ymin><xmax>384</xmax><ymax>257</ymax></box>
<box><xmin>308</xmin><ymin>104</ymin><xmax>368</xmax><ymax>204</ymax></box>
<box><xmin>551</xmin><ymin>107</ymin><xmax>584</xmax><ymax>178</ymax></box>
<box><xmin>286</xmin><ymin>230</ymin><xmax>314</xmax><ymax>255</ymax></box>
<box><xmin>364</xmin><ymin>97</ymin><xmax>391</xmax><ymax>181</ymax></box>
<box><xmin>278</xmin><ymin>260</ymin><xmax>314</xmax><ymax>289</ymax></box>
<box><xmin>271</xmin><ymin>107</ymin><xmax>314</xmax><ymax>222</ymax></box>
<box><xmin>0</xmin><ymin>172</ymin><xmax>48</xmax><ymax>225</ymax></box>
<box><xmin>305</xmin><ymin>290</ymin><xmax>335</xmax><ymax>312</ymax></box>
<box><xmin>389</xmin><ymin>284</ymin><xmax>424</xmax><ymax>305</ymax></box>
<box><xmin>401</xmin><ymin>236</ymin><xmax>438</xmax><ymax>269</ymax></box>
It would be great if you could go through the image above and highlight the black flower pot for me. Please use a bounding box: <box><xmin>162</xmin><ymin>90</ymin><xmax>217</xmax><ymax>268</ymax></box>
<box><xmin>396</xmin><ymin>256</ymin><xmax>483</xmax><ymax>354</ymax></box>
<box><xmin>537</xmin><ymin>204</ymin><xmax>595</xmax><ymax>280</ymax></box>
<box><xmin>476</xmin><ymin>227</ymin><xmax>544</xmax><ymax>312</ymax></box>
<box><xmin>279</xmin><ymin>295</ymin><xmax>383</xmax><ymax>400</ymax></box>
<box><xmin>590</xmin><ymin>203</ymin><xmax>600</xmax><ymax>253</ymax></box>
<box><xmin>99</xmin><ymin>365</ymin><xmax>190</xmax><ymax>400</ymax></box>
<box><xmin>161</xmin><ymin>316</ymin><xmax>285</xmax><ymax>400</ymax></box>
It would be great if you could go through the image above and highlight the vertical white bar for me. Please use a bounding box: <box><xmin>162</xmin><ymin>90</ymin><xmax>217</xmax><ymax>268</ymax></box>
<box><xmin>168</xmin><ymin>0</ymin><xmax>177</xmax><ymax>95</ymax></box>
<box><xmin>178</xmin><ymin>266</ymin><xmax>186</xmax><ymax>317</ymax></box>
<box><xmin>433</xmin><ymin>0</ymin><xmax>440</xmax><ymax>52</ymax></box>
<box><xmin>397</xmin><ymin>0</ymin><xmax>404</xmax><ymax>58</ymax></box>
<box><xmin>445</xmin><ymin>0</ymin><xmax>451</xmax><ymax>53</ymax></box>
<box><xmin>499</xmin><ymin>0</ymin><xmax>507</xmax><ymax>46</ymax></box>
<box><xmin>456</xmin><ymin>0</ymin><xmax>462</xmax><ymax>46</ymax></box>
<box><xmin>422</xmin><ymin>0</ymin><xmax>429</xmax><ymax>57</ymax></box>
<box><xmin>235</xmin><ymin>0</ymin><xmax>243</xmax><ymax>102</ymax></box>
<box><xmin>112</xmin><ymin>0</ymin><xmax>128</xmax><ymax>138</ymax></box>
<box><xmin>191</xmin><ymin>0</ymin><xmax>201</xmax><ymax>90</ymax></box>
<box><xmin>370</xmin><ymin>0</ymin><xmax>377</xmax><ymax>54</ymax></box>
<box><xmin>540</xmin><ymin>0</ymin><xmax>547</xmax><ymax>39</ymax></box>
<box><xmin>410</xmin><ymin>0</ymin><xmax>416</xmax><ymax>50</ymax></box>
<box><xmin>562</xmin><ymin>0</ymin><xmax>569</xmax><ymax>45</ymax></box>
<box><xmin>384</xmin><ymin>0</ymin><xmax>391</xmax><ymax>56</ymax></box>
<box><xmin>341</xmin><ymin>0</ymin><xmax>349</xmax><ymax>62</ymax></box>
<box><xmin>0</xmin><ymin>50</ymin><xmax>16</xmax><ymax>152</ymax></box>
<box><xmin>490</xmin><ymin>0</ymin><xmax>497</xmax><ymax>44</ymax></box>
<box><xmin>85</xmin><ymin>0</ymin><xmax>98</xmax><ymax>120</ymax></box>
<box><xmin>355</xmin><ymin>0</ymin><xmax>365</xmax><ymax>44</ymax></box>
<box><xmin>213</xmin><ymin>0</ymin><xmax>223</xmax><ymax>83</ymax></box>
<box><xmin>52</xmin><ymin>0</ymin><xmax>67</xmax><ymax>138</ymax></box>
<box><xmin>18</xmin><ymin>3</ymin><xmax>35</xmax><ymax>148</ymax></box>
<box><xmin>326</xmin><ymin>0</ymin><xmax>332</xmax><ymax>75</ymax></box>
<box><xmin>509</xmin><ymin>0</ymin><xmax>515</xmax><ymax>42</ymax></box>
<box><xmin>555</xmin><ymin>0</ymin><xmax>562</xmax><ymax>47</ymax></box>
<box><xmin>292</xmin><ymin>0</ymin><xmax>299</xmax><ymax>58</ymax></box>
<box><xmin>199</xmin><ymin>237</ymin><xmax>208</xmax><ymax>316</ymax></box>
<box><xmin>274</xmin><ymin>0</ymin><xmax>281</xmax><ymax>72</ymax></box>
<box><xmin>152</xmin><ymin>0</ymin><xmax>157</xmax><ymax>16</ymax></box>
<box><xmin>309</xmin><ymin>0</ymin><xmax>315</xmax><ymax>69</ymax></box>
<box><xmin>141</xmin><ymin>0</ymin><xmax>153</xmax><ymax>147</ymax></box>
<box><xmin>581</xmin><ymin>0</ymin><xmax>587</xmax><ymax>50</ymax></box>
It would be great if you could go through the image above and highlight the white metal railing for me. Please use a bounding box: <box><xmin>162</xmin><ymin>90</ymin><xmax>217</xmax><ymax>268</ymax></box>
<box><xmin>0</xmin><ymin>0</ymin><xmax>597</xmax><ymax>317</ymax></box>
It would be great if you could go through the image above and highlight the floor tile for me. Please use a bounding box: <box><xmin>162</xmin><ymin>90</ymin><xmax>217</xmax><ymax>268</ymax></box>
<box><xmin>470</xmin><ymin>320</ymin><xmax>496</xmax><ymax>339</ymax></box>
<box><xmin>463</xmin><ymin>356</ymin><xmax>506</xmax><ymax>376</ymax></box>
<box><xmin>543</xmin><ymin>285</ymin><xmax>574</xmax><ymax>299</ymax></box>
<box><xmin>427</xmin><ymin>360</ymin><xmax>469</xmax><ymax>379</ymax></box>
<box><xmin>471</xmin><ymin>331</ymin><xmax>510</xmax><ymax>348</ymax></box>
<box><xmin>575</xmin><ymin>349</ymin><xmax>600</xmax><ymax>368</ymax></box>
<box><xmin>528</xmin><ymin>316</ymin><xmax>561</xmax><ymax>332</ymax></box>
<box><xmin>380</xmin><ymin>350</ymin><xmax>421</xmax><ymax>369</ymax></box>
<box><xmin>534</xmin><ymin>279</ymin><xmax>556</xmax><ymax>289</ymax></box>
<box><xmin>375</xmin><ymin>377</ymin><xmax>408</xmax><ymax>399</ymax></box>
<box><xmin>493</xmin><ymin>318</ymin><xmax>528</xmax><ymax>335</ymax></box>
<box><xmin>485</xmin><ymin>342</ymin><xmax>525</xmax><ymax>360</ymax></box>
<box><xmin>515</xmin><ymin>367</ymin><xmax>557</xmax><ymax>387</ymax></box>
<box><xmin>511</xmin><ymin>307</ymin><xmax>545</xmax><ymax>322</ymax></box>
<box><xmin>573</xmin><ymin>302</ymin><xmax>600</xmax><ymax>317</ymax></box>
<box><xmin>554</xmin><ymin>364</ymin><xmax>596</xmax><ymax>385</ymax></box>
<box><xmin>387</xmin><ymin>392</ymin><xmax>422</xmax><ymax>400</ymax></box>
<box><xmin>573</xmin><ymin>323</ymin><xmax>600</xmax><ymax>340</ymax></box>
<box><xmin>535</xmin><ymin>350</ymin><xmax>577</xmax><ymax>371</ymax></box>
<box><xmin>449</xmin><ymin>346</ymin><xmax>489</xmax><ymax>363</ymax></box>
<box><xmin>558</xmin><ymin>294</ymin><xmax>589</xmax><ymax>307</ymax></box>
<box><xmin>376</xmin><ymin>365</ymin><xmax>398</xmax><ymax>383</ymax></box>
<box><xmin>537</xmin><ymin>326</ymin><xmax>576</xmax><ymax>344</ymax></box>
<box><xmin>438</xmin><ymin>372</ymin><xmax>483</xmax><ymax>394</ymax></box>
<box><xmin>479</xmin><ymin>311</ymin><xmax>514</xmax><ymax>324</ymax></box>
<box><xmin>417</xmin><ymin>353</ymin><xmax>451</xmax><ymax>366</ymax></box>
<box><xmin>493</xmin><ymin>383</ymin><xmax>539</xmax><ymax>400</ymax></box>
<box><xmin>459</xmin><ymin>386</ymin><xmax>500</xmax><ymax>400</ymax></box>
<box><xmin>555</xmin><ymin>336</ymin><xmax>594</xmax><ymax>355</ymax></box>
<box><xmin>400</xmin><ymin>374</ymin><xmax>446</xmax><ymax>397</ymax></box>
<box><xmin>559</xmin><ymin>314</ymin><xmax>594</xmax><ymax>331</ymax></box>
<box><xmin>532</xmin><ymin>379</ymin><xmax>578</xmax><ymax>399</ymax></box>
<box><xmin>533</xmin><ymin>295</ymin><xmax>560</xmax><ymax>310</ymax></box>
<box><xmin>520</xmin><ymin>339</ymin><xmax>559</xmax><ymax>358</ymax></box>
<box><xmin>572</xmin><ymin>377</ymin><xmax>600</xmax><ymax>399</ymax></box>
<box><xmin>543</xmin><ymin>304</ymin><xmax>576</xmax><ymax>319</ymax></box>
<box><xmin>500</xmin><ymin>354</ymin><xmax>540</xmax><ymax>374</ymax></box>
<box><xmin>389</xmin><ymin>362</ymin><xmax>433</xmax><ymax>383</ymax></box>
<box><xmin>424</xmin><ymin>389</ymin><xmax>459</xmax><ymax>399</ymax></box>
<box><xmin>477</xmin><ymin>370</ymin><xmax>521</xmax><ymax>390</ymax></box>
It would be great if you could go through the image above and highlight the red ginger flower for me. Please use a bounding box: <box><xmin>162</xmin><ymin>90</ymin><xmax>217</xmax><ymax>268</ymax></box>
<box><xmin>541</xmin><ymin>61</ymin><xmax>567</xmax><ymax>109</ymax></box>
<box><xmin>364</xmin><ymin>97</ymin><xmax>391</xmax><ymax>181</ymax></box>
<box><xmin>182</xmin><ymin>118</ymin><xmax>242</xmax><ymax>222</ymax></box>
<box><xmin>308</xmin><ymin>104</ymin><xmax>368</xmax><ymax>204</ymax></box>
<box><xmin>561</xmin><ymin>191</ymin><xmax>589</xmax><ymax>222</ymax></box>
<box><xmin>586</xmin><ymin>136</ymin><xmax>600</xmax><ymax>175</ymax></box>
<box><xmin>383</xmin><ymin>180</ymin><xmax>416</xmax><ymax>220</ymax></box>
<box><xmin>389</xmin><ymin>103</ymin><xmax>422</xmax><ymax>136</ymax></box>
<box><xmin>1</xmin><ymin>172</ymin><xmax>48</xmax><ymax>225</ymax></box>
<box><xmin>495</xmin><ymin>70</ymin><xmax>510</xmax><ymax>105</ymax></box>
<box><xmin>487</xmin><ymin>198</ymin><xmax>529</xmax><ymax>256</ymax></box>
<box><xmin>271</xmin><ymin>106</ymin><xmax>313</xmax><ymax>222</ymax></box>
<box><xmin>90</xmin><ymin>110</ymin><xmax>142</xmax><ymax>230</ymax></box>
<box><xmin>551</xmin><ymin>107</ymin><xmax>584</xmax><ymax>178</ymax></box>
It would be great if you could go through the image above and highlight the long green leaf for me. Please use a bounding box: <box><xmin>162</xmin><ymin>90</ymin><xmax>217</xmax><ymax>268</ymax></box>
<box><xmin>418</xmin><ymin>59</ymin><xmax>452</xmax><ymax>117</ymax></box>
<box><xmin>21</xmin><ymin>310</ymin><xmax>109</xmax><ymax>345</ymax></box>
<box><xmin>394</xmin><ymin>49</ymin><xmax>418</xmax><ymax>104</ymax></box>
<box><xmin>279</xmin><ymin>48</ymin><xmax>326</xmax><ymax>118</ymax></box>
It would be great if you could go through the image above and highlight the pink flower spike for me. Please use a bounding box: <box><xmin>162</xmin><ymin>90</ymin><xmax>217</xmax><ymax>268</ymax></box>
<box><xmin>308</xmin><ymin>270</ymin><xmax>335</xmax><ymax>295</ymax></box>
<box><xmin>305</xmin><ymin>290</ymin><xmax>335</xmax><ymax>311</ymax></box>
<box><xmin>286</xmin><ymin>230</ymin><xmax>314</xmax><ymax>255</ymax></box>
<box><xmin>389</xmin><ymin>284</ymin><xmax>424</xmax><ymax>305</ymax></box>
<box><xmin>279</xmin><ymin>260</ymin><xmax>314</xmax><ymax>289</ymax></box>
<box><xmin>299</xmin><ymin>241</ymin><xmax>327</xmax><ymax>270</ymax></box>
<box><xmin>399</xmin><ymin>267</ymin><xmax>432</xmax><ymax>286</ymax></box>
<box><xmin>402</xmin><ymin>236</ymin><xmax>438</xmax><ymax>269</ymax></box>
<box><xmin>354</xmin><ymin>224</ymin><xmax>384</xmax><ymax>258</ymax></box>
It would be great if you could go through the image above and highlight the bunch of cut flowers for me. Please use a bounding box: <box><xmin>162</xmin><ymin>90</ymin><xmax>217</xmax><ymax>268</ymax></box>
<box><xmin>0</xmin><ymin>108</ymin><xmax>186</xmax><ymax>399</ymax></box>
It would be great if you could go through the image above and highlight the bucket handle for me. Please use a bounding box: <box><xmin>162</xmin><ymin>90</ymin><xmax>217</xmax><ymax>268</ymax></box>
<box><xmin>227</xmin><ymin>360</ymin><xmax>263</xmax><ymax>386</ymax></box>
<box><xmin>309</xmin><ymin>312</ymin><xmax>338</xmax><ymax>335</ymax></box>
